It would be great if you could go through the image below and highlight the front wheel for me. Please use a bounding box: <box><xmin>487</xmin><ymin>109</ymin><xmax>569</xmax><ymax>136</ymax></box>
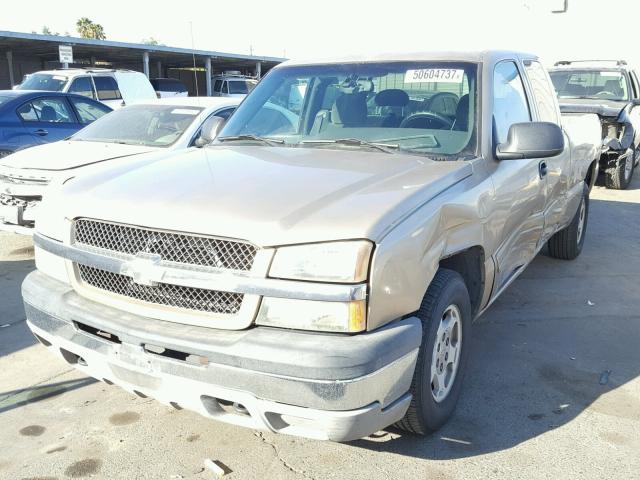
<box><xmin>547</xmin><ymin>185</ymin><xmax>589</xmax><ymax>260</ymax></box>
<box><xmin>605</xmin><ymin>151</ymin><xmax>634</xmax><ymax>189</ymax></box>
<box><xmin>395</xmin><ymin>269</ymin><xmax>471</xmax><ymax>435</ymax></box>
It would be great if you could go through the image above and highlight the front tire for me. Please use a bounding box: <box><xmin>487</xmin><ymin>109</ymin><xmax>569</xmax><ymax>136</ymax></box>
<box><xmin>396</xmin><ymin>269</ymin><xmax>471</xmax><ymax>435</ymax></box>
<box><xmin>605</xmin><ymin>151</ymin><xmax>634</xmax><ymax>189</ymax></box>
<box><xmin>547</xmin><ymin>185</ymin><xmax>589</xmax><ymax>260</ymax></box>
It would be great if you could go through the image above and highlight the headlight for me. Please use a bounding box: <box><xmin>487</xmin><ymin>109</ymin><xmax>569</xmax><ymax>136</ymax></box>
<box><xmin>256</xmin><ymin>297</ymin><xmax>366</xmax><ymax>332</ymax></box>
<box><xmin>269</xmin><ymin>240</ymin><xmax>373</xmax><ymax>283</ymax></box>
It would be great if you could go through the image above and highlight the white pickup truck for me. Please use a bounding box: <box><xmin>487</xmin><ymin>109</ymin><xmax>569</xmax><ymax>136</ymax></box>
<box><xmin>23</xmin><ymin>50</ymin><xmax>601</xmax><ymax>441</ymax></box>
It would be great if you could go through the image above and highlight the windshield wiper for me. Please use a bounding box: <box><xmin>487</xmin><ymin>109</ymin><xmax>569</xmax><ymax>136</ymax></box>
<box><xmin>217</xmin><ymin>134</ymin><xmax>284</xmax><ymax>146</ymax></box>
<box><xmin>301</xmin><ymin>138</ymin><xmax>399</xmax><ymax>154</ymax></box>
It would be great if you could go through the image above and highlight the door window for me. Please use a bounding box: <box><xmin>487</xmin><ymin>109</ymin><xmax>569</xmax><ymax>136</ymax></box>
<box><xmin>524</xmin><ymin>61</ymin><xmax>560</xmax><ymax>124</ymax></box>
<box><xmin>69</xmin><ymin>97</ymin><xmax>112</xmax><ymax>124</ymax></box>
<box><xmin>93</xmin><ymin>76</ymin><xmax>122</xmax><ymax>101</ymax></box>
<box><xmin>68</xmin><ymin>77</ymin><xmax>96</xmax><ymax>99</ymax></box>
<box><xmin>17</xmin><ymin>97</ymin><xmax>75</xmax><ymax>123</ymax></box>
<box><xmin>214</xmin><ymin>80</ymin><xmax>223</xmax><ymax>92</ymax></box>
<box><xmin>493</xmin><ymin>61</ymin><xmax>531</xmax><ymax>144</ymax></box>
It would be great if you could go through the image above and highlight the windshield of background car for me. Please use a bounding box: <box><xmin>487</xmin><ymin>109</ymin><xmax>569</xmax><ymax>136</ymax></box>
<box><xmin>549</xmin><ymin>69</ymin><xmax>630</xmax><ymax>101</ymax></box>
<box><xmin>219</xmin><ymin>62</ymin><xmax>478</xmax><ymax>158</ymax></box>
<box><xmin>17</xmin><ymin>73</ymin><xmax>68</xmax><ymax>91</ymax></box>
<box><xmin>71</xmin><ymin>104</ymin><xmax>204</xmax><ymax>147</ymax></box>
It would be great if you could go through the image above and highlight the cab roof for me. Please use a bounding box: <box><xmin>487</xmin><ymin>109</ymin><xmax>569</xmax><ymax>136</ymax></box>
<box><xmin>277</xmin><ymin>50</ymin><xmax>539</xmax><ymax>68</ymax></box>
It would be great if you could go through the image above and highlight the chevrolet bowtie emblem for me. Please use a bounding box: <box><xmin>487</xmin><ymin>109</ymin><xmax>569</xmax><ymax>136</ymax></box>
<box><xmin>121</xmin><ymin>252</ymin><xmax>162</xmax><ymax>286</ymax></box>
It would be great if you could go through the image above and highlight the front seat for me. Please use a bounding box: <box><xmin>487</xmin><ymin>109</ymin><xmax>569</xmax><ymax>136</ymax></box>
<box><xmin>603</xmin><ymin>79</ymin><xmax>623</xmax><ymax>97</ymax></box>
<box><xmin>452</xmin><ymin>94</ymin><xmax>469</xmax><ymax>131</ymax></box>
<box><xmin>331</xmin><ymin>92</ymin><xmax>368</xmax><ymax>127</ymax></box>
<box><xmin>40</xmin><ymin>105</ymin><xmax>57</xmax><ymax>122</ymax></box>
<box><xmin>374</xmin><ymin>89</ymin><xmax>409</xmax><ymax>127</ymax></box>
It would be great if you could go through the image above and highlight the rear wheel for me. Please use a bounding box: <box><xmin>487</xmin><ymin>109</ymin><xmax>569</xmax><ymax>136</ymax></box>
<box><xmin>605</xmin><ymin>151</ymin><xmax>634</xmax><ymax>189</ymax></box>
<box><xmin>547</xmin><ymin>185</ymin><xmax>589</xmax><ymax>260</ymax></box>
<box><xmin>395</xmin><ymin>269</ymin><xmax>471</xmax><ymax>435</ymax></box>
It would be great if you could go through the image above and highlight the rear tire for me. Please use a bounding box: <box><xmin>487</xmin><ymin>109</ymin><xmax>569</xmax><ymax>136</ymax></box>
<box><xmin>547</xmin><ymin>185</ymin><xmax>589</xmax><ymax>260</ymax></box>
<box><xmin>395</xmin><ymin>269</ymin><xmax>471</xmax><ymax>435</ymax></box>
<box><xmin>605</xmin><ymin>152</ymin><xmax>634</xmax><ymax>189</ymax></box>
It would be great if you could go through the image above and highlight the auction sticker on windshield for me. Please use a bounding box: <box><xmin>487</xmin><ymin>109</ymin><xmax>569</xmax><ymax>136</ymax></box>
<box><xmin>405</xmin><ymin>69</ymin><xmax>464</xmax><ymax>83</ymax></box>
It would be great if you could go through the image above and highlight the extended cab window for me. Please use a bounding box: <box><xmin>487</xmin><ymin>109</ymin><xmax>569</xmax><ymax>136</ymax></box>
<box><xmin>524</xmin><ymin>61</ymin><xmax>560</xmax><ymax>124</ymax></box>
<box><xmin>220</xmin><ymin>62</ymin><xmax>478</xmax><ymax>158</ymax></box>
<box><xmin>68</xmin><ymin>77</ymin><xmax>96</xmax><ymax>99</ymax></box>
<box><xmin>17</xmin><ymin>97</ymin><xmax>75</xmax><ymax>123</ymax></box>
<box><xmin>93</xmin><ymin>76</ymin><xmax>122</xmax><ymax>101</ymax></box>
<box><xmin>493</xmin><ymin>61</ymin><xmax>531</xmax><ymax>145</ymax></box>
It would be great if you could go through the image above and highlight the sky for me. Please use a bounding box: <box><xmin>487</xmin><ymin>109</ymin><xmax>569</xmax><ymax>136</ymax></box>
<box><xmin>2</xmin><ymin>0</ymin><xmax>640</xmax><ymax>66</ymax></box>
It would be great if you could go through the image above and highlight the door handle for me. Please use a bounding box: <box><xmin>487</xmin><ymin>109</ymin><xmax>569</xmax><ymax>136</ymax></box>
<box><xmin>34</xmin><ymin>129</ymin><xmax>48</xmax><ymax>136</ymax></box>
<box><xmin>539</xmin><ymin>161</ymin><xmax>548</xmax><ymax>178</ymax></box>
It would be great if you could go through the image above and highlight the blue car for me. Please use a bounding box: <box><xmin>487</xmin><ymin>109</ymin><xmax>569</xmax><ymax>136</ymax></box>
<box><xmin>0</xmin><ymin>90</ymin><xmax>112</xmax><ymax>159</ymax></box>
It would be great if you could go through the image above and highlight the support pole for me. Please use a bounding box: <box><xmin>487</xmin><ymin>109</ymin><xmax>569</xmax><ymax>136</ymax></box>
<box><xmin>205</xmin><ymin>57</ymin><xmax>212</xmax><ymax>96</ymax></box>
<box><xmin>6</xmin><ymin>51</ymin><xmax>14</xmax><ymax>87</ymax></box>
<box><xmin>255</xmin><ymin>61</ymin><xmax>262</xmax><ymax>80</ymax></box>
<box><xmin>143</xmin><ymin>51</ymin><xmax>150</xmax><ymax>78</ymax></box>
<box><xmin>157</xmin><ymin>60</ymin><xmax>162</xmax><ymax>78</ymax></box>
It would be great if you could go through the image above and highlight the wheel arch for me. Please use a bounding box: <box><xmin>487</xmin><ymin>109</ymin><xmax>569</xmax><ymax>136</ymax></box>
<box><xmin>438</xmin><ymin>246</ymin><xmax>485</xmax><ymax>317</ymax></box>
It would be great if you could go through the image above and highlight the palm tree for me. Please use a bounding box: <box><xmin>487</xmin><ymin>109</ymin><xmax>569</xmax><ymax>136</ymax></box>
<box><xmin>76</xmin><ymin>17</ymin><xmax>106</xmax><ymax>40</ymax></box>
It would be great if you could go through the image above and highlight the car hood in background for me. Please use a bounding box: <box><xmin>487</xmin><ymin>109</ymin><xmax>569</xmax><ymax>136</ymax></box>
<box><xmin>559</xmin><ymin>98</ymin><xmax>630</xmax><ymax>118</ymax></box>
<box><xmin>54</xmin><ymin>146</ymin><xmax>473</xmax><ymax>246</ymax></box>
<box><xmin>0</xmin><ymin>141</ymin><xmax>158</xmax><ymax>172</ymax></box>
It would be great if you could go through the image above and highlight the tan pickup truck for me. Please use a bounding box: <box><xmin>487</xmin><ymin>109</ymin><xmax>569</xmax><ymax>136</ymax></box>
<box><xmin>23</xmin><ymin>50</ymin><xmax>601</xmax><ymax>441</ymax></box>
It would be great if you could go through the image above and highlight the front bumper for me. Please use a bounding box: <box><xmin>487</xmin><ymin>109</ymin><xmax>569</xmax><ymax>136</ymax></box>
<box><xmin>23</xmin><ymin>271</ymin><xmax>421</xmax><ymax>441</ymax></box>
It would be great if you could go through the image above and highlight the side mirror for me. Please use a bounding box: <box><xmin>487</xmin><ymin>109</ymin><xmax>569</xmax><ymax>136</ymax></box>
<box><xmin>195</xmin><ymin>116</ymin><xmax>225</xmax><ymax>147</ymax></box>
<box><xmin>496</xmin><ymin>122</ymin><xmax>564</xmax><ymax>160</ymax></box>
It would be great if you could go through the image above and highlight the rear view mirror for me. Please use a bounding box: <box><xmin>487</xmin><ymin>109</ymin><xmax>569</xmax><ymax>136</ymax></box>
<box><xmin>196</xmin><ymin>116</ymin><xmax>225</xmax><ymax>147</ymax></box>
<box><xmin>496</xmin><ymin>122</ymin><xmax>564</xmax><ymax>160</ymax></box>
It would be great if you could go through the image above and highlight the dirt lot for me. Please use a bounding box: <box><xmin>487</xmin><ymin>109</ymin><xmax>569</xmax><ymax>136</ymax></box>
<box><xmin>1</xmin><ymin>175</ymin><xmax>639</xmax><ymax>480</ymax></box>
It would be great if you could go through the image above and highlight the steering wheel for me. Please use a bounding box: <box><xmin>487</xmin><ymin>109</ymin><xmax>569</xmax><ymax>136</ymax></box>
<box><xmin>399</xmin><ymin>112</ymin><xmax>453</xmax><ymax>130</ymax></box>
<box><xmin>594</xmin><ymin>91</ymin><xmax>616</xmax><ymax>98</ymax></box>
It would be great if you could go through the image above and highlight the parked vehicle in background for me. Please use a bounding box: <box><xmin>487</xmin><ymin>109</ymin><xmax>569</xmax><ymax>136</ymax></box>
<box><xmin>15</xmin><ymin>69</ymin><xmax>157</xmax><ymax>109</ymax></box>
<box><xmin>0</xmin><ymin>90</ymin><xmax>111</xmax><ymax>159</ymax></box>
<box><xmin>0</xmin><ymin>96</ymin><xmax>239</xmax><ymax>234</ymax></box>
<box><xmin>549</xmin><ymin>60</ymin><xmax>640</xmax><ymax>189</ymax></box>
<box><xmin>23</xmin><ymin>51</ymin><xmax>601</xmax><ymax>442</ymax></box>
<box><xmin>211</xmin><ymin>73</ymin><xmax>257</xmax><ymax>97</ymax></box>
<box><xmin>150</xmin><ymin>78</ymin><xmax>188</xmax><ymax>98</ymax></box>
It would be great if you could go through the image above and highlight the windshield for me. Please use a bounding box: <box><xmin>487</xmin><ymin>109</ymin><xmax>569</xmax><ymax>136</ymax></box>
<box><xmin>218</xmin><ymin>62</ymin><xmax>478</xmax><ymax>158</ymax></box>
<box><xmin>17</xmin><ymin>73</ymin><xmax>68</xmax><ymax>92</ymax></box>
<box><xmin>71</xmin><ymin>104</ymin><xmax>204</xmax><ymax>147</ymax></box>
<box><xmin>549</xmin><ymin>69</ymin><xmax>630</xmax><ymax>101</ymax></box>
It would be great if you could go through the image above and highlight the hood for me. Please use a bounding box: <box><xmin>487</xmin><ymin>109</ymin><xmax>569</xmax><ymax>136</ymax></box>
<box><xmin>53</xmin><ymin>146</ymin><xmax>472</xmax><ymax>246</ymax></box>
<box><xmin>559</xmin><ymin>98</ymin><xmax>629</xmax><ymax>118</ymax></box>
<box><xmin>0</xmin><ymin>141</ymin><xmax>157</xmax><ymax>172</ymax></box>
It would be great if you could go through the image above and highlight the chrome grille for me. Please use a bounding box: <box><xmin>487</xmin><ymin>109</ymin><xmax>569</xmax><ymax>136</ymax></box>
<box><xmin>78</xmin><ymin>265</ymin><xmax>243</xmax><ymax>314</ymax></box>
<box><xmin>73</xmin><ymin>219</ymin><xmax>257</xmax><ymax>271</ymax></box>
